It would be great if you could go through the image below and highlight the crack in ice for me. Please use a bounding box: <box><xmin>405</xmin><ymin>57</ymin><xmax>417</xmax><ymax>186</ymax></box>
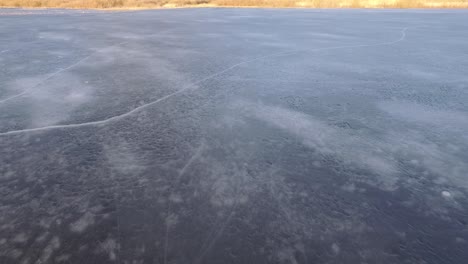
<box><xmin>0</xmin><ymin>41</ymin><xmax>130</xmax><ymax>104</ymax></box>
<box><xmin>163</xmin><ymin>144</ymin><xmax>204</xmax><ymax>264</ymax></box>
<box><xmin>0</xmin><ymin>27</ymin><xmax>409</xmax><ymax>136</ymax></box>
<box><xmin>0</xmin><ymin>29</ymin><xmax>175</xmax><ymax>105</ymax></box>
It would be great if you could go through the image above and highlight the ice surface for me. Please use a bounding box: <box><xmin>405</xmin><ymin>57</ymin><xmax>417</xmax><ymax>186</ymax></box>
<box><xmin>1</xmin><ymin>8</ymin><xmax>468</xmax><ymax>264</ymax></box>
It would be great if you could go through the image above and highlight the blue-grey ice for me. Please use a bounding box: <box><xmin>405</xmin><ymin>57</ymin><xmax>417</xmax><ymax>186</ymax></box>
<box><xmin>1</xmin><ymin>7</ymin><xmax>468</xmax><ymax>264</ymax></box>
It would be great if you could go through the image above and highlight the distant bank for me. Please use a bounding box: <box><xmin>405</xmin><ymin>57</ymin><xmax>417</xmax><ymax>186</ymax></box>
<box><xmin>1</xmin><ymin>0</ymin><xmax>467</xmax><ymax>9</ymax></box>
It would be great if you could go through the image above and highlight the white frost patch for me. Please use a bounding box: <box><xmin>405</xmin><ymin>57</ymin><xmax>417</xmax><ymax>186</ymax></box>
<box><xmin>276</xmin><ymin>246</ymin><xmax>302</xmax><ymax>264</ymax></box>
<box><xmin>165</xmin><ymin>213</ymin><xmax>178</xmax><ymax>228</ymax></box>
<box><xmin>341</xmin><ymin>183</ymin><xmax>356</xmax><ymax>192</ymax></box>
<box><xmin>169</xmin><ymin>193</ymin><xmax>183</xmax><ymax>203</ymax></box>
<box><xmin>234</xmin><ymin>101</ymin><xmax>399</xmax><ymax>190</ymax></box>
<box><xmin>305</xmin><ymin>31</ymin><xmax>358</xmax><ymax>40</ymax></box>
<box><xmin>360</xmin><ymin>155</ymin><xmax>397</xmax><ymax>178</ymax></box>
<box><xmin>384</xmin><ymin>132</ymin><xmax>468</xmax><ymax>191</ymax></box>
<box><xmin>0</xmin><ymin>76</ymin><xmax>43</xmax><ymax>102</ymax></box>
<box><xmin>105</xmin><ymin>140</ymin><xmax>145</xmax><ymax>176</ymax></box>
<box><xmin>70</xmin><ymin>212</ymin><xmax>95</xmax><ymax>233</ymax></box>
<box><xmin>210</xmin><ymin>179</ymin><xmax>236</xmax><ymax>207</ymax></box>
<box><xmin>405</xmin><ymin>67</ymin><xmax>439</xmax><ymax>80</ymax></box>
<box><xmin>441</xmin><ymin>191</ymin><xmax>452</xmax><ymax>198</ymax></box>
<box><xmin>12</xmin><ymin>232</ymin><xmax>28</xmax><ymax>243</ymax></box>
<box><xmin>39</xmin><ymin>32</ymin><xmax>72</xmax><ymax>41</ymax></box>
<box><xmin>331</xmin><ymin>243</ymin><xmax>340</xmax><ymax>254</ymax></box>
<box><xmin>36</xmin><ymin>232</ymin><xmax>49</xmax><ymax>243</ymax></box>
<box><xmin>100</xmin><ymin>238</ymin><xmax>118</xmax><ymax>261</ymax></box>
<box><xmin>38</xmin><ymin>236</ymin><xmax>60</xmax><ymax>263</ymax></box>
<box><xmin>108</xmin><ymin>32</ymin><xmax>143</xmax><ymax>40</ymax></box>
<box><xmin>378</xmin><ymin>101</ymin><xmax>468</xmax><ymax>129</ymax></box>
<box><xmin>16</xmin><ymin>73</ymin><xmax>95</xmax><ymax>128</ymax></box>
<box><xmin>82</xmin><ymin>45</ymin><xmax>193</xmax><ymax>87</ymax></box>
<box><xmin>378</xmin><ymin>101</ymin><xmax>468</xmax><ymax>189</ymax></box>
<box><xmin>64</xmin><ymin>90</ymin><xmax>89</xmax><ymax>105</ymax></box>
<box><xmin>55</xmin><ymin>254</ymin><xmax>70</xmax><ymax>262</ymax></box>
<box><xmin>0</xmin><ymin>170</ymin><xmax>15</xmax><ymax>180</ymax></box>
<box><xmin>8</xmin><ymin>249</ymin><xmax>22</xmax><ymax>259</ymax></box>
<box><xmin>232</xmin><ymin>100</ymin><xmax>468</xmax><ymax>193</ymax></box>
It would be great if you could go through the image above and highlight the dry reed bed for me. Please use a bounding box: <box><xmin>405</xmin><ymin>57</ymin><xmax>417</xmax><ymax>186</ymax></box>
<box><xmin>0</xmin><ymin>0</ymin><xmax>467</xmax><ymax>10</ymax></box>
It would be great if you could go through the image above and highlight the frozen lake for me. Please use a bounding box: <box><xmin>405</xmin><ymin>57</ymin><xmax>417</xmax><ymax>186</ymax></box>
<box><xmin>1</xmin><ymin>8</ymin><xmax>468</xmax><ymax>264</ymax></box>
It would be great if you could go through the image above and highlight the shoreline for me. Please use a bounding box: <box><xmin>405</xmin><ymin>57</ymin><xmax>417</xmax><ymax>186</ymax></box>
<box><xmin>1</xmin><ymin>3</ymin><xmax>468</xmax><ymax>10</ymax></box>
